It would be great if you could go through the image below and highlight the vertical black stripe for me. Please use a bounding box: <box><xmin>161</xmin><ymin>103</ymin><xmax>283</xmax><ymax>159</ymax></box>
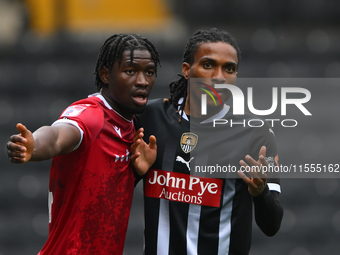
<box><xmin>197</xmin><ymin>206</ymin><xmax>221</xmax><ymax>254</ymax></box>
<box><xmin>195</xmin><ymin>148</ymin><xmax>221</xmax><ymax>254</ymax></box>
<box><xmin>169</xmin><ymin>201</ymin><xmax>189</xmax><ymax>255</ymax></box>
<box><xmin>144</xmin><ymin>196</ymin><xmax>160</xmax><ymax>255</ymax></box>
<box><xmin>229</xmin><ymin>179</ymin><xmax>252</xmax><ymax>255</ymax></box>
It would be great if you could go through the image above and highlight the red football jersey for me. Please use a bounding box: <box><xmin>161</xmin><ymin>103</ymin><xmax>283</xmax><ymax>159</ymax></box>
<box><xmin>38</xmin><ymin>94</ymin><xmax>135</xmax><ymax>255</ymax></box>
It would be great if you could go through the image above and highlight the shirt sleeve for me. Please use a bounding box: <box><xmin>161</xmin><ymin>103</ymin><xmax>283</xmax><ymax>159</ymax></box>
<box><xmin>253</xmin><ymin>186</ymin><xmax>284</xmax><ymax>236</ymax></box>
<box><xmin>52</xmin><ymin>118</ymin><xmax>84</xmax><ymax>151</ymax></box>
<box><xmin>53</xmin><ymin>101</ymin><xmax>104</xmax><ymax>152</ymax></box>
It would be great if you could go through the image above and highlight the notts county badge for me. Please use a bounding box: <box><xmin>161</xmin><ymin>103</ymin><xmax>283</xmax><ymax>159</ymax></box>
<box><xmin>180</xmin><ymin>132</ymin><xmax>198</xmax><ymax>153</ymax></box>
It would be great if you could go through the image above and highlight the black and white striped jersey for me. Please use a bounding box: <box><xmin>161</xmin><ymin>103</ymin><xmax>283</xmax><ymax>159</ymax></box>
<box><xmin>135</xmin><ymin>98</ymin><xmax>283</xmax><ymax>255</ymax></box>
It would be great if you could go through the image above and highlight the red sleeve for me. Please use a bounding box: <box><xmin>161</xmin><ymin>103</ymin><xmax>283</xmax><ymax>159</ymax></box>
<box><xmin>59</xmin><ymin>100</ymin><xmax>104</xmax><ymax>151</ymax></box>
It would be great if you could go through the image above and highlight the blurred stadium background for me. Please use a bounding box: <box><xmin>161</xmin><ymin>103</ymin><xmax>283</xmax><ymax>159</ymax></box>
<box><xmin>0</xmin><ymin>0</ymin><xmax>340</xmax><ymax>254</ymax></box>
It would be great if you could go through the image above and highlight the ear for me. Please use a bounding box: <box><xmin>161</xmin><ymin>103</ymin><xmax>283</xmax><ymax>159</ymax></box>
<box><xmin>99</xmin><ymin>67</ymin><xmax>109</xmax><ymax>84</ymax></box>
<box><xmin>182</xmin><ymin>62</ymin><xmax>191</xmax><ymax>79</ymax></box>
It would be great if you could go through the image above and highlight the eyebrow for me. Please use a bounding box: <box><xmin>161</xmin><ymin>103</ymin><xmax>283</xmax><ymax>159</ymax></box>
<box><xmin>121</xmin><ymin>61</ymin><xmax>156</xmax><ymax>68</ymax></box>
<box><xmin>200</xmin><ymin>57</ymin><xmax>238</xmax><ymax>66</ymax></box>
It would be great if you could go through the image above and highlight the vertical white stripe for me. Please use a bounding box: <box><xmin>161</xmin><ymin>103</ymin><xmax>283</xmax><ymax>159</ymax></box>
<box><xmin>186</xmin><ymin>204</ymin><xmax>201</xmax><ymax>255</ymax></box>
<box><xmin>48</xmin><ymin>191</ymin><xmax>53</xmax><ymax>223</ymax></box>
<box><xmin>201</xmin><ymin>94</ymin><xmax>207</xmax><ymax>115</ymax></box>
<box><xmin>218</xmin><ymin>179</ymin><xmax>236</xmax><ymax>255</ymax></box>
<box><xmin>157</xmin><ymin>199</ymin><xmax>170</xmax><ymax>255</ymax></box>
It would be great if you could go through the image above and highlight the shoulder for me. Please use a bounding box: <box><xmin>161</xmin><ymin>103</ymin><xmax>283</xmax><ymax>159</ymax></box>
<box><xmin>134</xmin><ymin>98</ymin><xmax>180</xmax><ymax>129</ymax></box>
<box><xmin>60</xmin><ymin>97</ymin><xmax>104</xmax><ymax>127</ymax></box>
<box><xmin>136</xmin><ymin>98</ymin><xmax>175</xmax><ymax>119</ymax></box>
<box><xmin>145</xmin><ymin>98</ymin><xmax>170</xmax><ymax>111</ymax></box>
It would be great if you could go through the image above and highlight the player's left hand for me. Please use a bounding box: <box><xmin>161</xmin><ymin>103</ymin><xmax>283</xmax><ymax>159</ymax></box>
<box><xmin>130</xmin><ymin>128</ymin><xmax>157</xmax><ymax>176</ymax></box>
<box><xmin>237</xmin><ymin>146</ymin><xmax>268</xmax><ymax>196</ymax></box>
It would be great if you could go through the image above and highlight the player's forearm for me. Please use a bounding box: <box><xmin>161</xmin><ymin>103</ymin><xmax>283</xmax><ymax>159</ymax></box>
<box><xmin>30</xmin><ymin>126</ymin><xmax>63</xmax><ymax>161</ymax></box>
<box><xmin>253</xmin><ymin>186</ymin><xmax>283</xmax><ymax>236</ymax></box>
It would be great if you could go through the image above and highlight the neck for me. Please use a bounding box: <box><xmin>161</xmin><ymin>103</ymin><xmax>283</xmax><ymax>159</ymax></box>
<box><xmin>100</xmin><ymin>89</ymin><xmax>133</xmax><ymax>120</ymax></box>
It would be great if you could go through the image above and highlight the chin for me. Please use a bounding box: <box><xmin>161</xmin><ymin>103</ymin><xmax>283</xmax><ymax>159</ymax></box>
<box><xmin>129</xmin><ymin>105</ymin><xmax>146</xmax><ymax>115</ymax></box>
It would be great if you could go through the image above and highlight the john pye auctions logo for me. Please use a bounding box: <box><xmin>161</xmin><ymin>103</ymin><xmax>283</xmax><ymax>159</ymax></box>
<box><xmin>145</xmin><ymin>169</ymin><xmax>223</xmax><ymax>207</ymax></box>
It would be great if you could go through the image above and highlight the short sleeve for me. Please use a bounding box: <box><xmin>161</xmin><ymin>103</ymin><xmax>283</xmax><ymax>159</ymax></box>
<box><xmin>55</xmin><ymin>101</ymin><xmax>104</xmax><ymax>152</ymax></box>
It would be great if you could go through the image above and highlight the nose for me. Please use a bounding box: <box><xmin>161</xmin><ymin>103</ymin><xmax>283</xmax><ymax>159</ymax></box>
<box><xmin>211</xmin><ymin>72</ymin><xmax>226</xmax><ymax>84</ymax></box>
<box><xmin>211</xmin><ymin>68</ymin><xmax>226</xmax><ymax>84</ymax></box>
<box><xmin>136</xmin><ymin>72</ymin><xmax>148</xmax><ymax>87</ymax></box>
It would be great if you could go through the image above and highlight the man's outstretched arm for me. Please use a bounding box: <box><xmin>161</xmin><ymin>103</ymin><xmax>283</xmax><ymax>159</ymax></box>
<box><xmin>7</xmin><ymin>122</ymin><xmax>81</xmax><ymax>163</ymax></box>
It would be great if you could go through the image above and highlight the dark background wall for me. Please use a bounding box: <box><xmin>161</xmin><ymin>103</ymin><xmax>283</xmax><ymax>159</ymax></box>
<box><xmin>0</xmin><ymin>0</ymin><xmax>340</xmax><ymax>254</ymax></box>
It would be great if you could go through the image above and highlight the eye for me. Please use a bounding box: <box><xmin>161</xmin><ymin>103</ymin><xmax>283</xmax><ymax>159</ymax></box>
<box><xmin>125</xmin><ymin>70</ymin><xmax>135</xmax><ymax>75</ymax></box>
<box><xmin>226</xmin><ymin>66</ymin><xmax>236</xmax><ymax>73</ymax></box>
<box><xmin>203</xmin><ymin>62</ymin><xmax>212</xmax><ymax>69</ymax></box>
<box><xmin>146</xmin><ymin>70</ymin><xmax>155</xmax><ymax>76</ymax></box>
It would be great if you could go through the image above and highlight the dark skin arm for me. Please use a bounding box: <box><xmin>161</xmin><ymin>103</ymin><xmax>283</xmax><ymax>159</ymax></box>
<box><xmin>237</xmin><ymin>146</ymin><xmax>283</xmax><ymax>236</ymax></box>
<box><xmin>7</xmin><ymin>123</ymin><xmax>81</xmax><ymax>163</ymax></box>
<box><xmin>8</xmin><ymin>124</ymin><xmax>157</xmax><ymax>178</ymax></box>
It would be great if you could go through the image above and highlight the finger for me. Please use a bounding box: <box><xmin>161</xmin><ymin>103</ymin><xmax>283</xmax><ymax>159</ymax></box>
<box><xmin>130</xmin><ymin>139</ymin><xmax>142</xmax><ymax>152</ymax></box>
<box><xmin>237</xmin><ymin>170</ymin><xmax>250</xmax><ymax>183</ymax></box>
<box><xmin>259</xmin><ymin>146</ymin><xmax>266</xmax><ymax>158</ymax></box>
<box><xmin>238</xmin><ymin>168</ymin><xmax>263</xmax><ymax>188</ymax></box>
<box><xmin>133</xmin><ymin>127</ymin><xmax>144</xmax><ymax>137</ymax></box>
<box><xmin>148</xmin><ymin>135</ymin><xmax>157</xmax><ymax>149</ymax></box>
<box><xmin>240</xmin><ymin>159</ymin><xmax>262</xmax><ymax>179</ymax></box>
<box><xmin>259</xmin><ymin>155</ymin><xmax>268</xmax><ymax>167</ymax></box>
<box><xmin>130</xmin><ymin>152</ymin><xmax>140</xmax><ymax>161</ymax></box>
<box><xmin>237</xmin><ymin>170</ymin><xmax>262</xmax><ymax>190</ymax></box>
<box><xmin>7</xmin><ymin>141</ymin><xmax>27</xmax><ymax>152</ymax></box>
<box><xmin>9</xmin><ymin>156</ymin><xmax>26</xmax><ymax>164</ymax></box>
<box><xmin>9</xmin><ymin>134</ymin><xmax>27</xmax><ymax>145</ymax></box>
<box><xmin>7</xmin><ymin>148</ymin><xmax>26</xmax><ymax>158</ymax></box>
<box><xmin>244</xmin><ymin>155</ymin><xmax>260</xmax><ymax>167</ymax></box>
<box><xmin>133</xmin><ymin>130</ymin><xmax>144</xmax><ymax>143</ymax></box>
<box><xmin>257</xmin><ymin>146</ymin><xmax>267</xmax><ymax>166</ymax></box>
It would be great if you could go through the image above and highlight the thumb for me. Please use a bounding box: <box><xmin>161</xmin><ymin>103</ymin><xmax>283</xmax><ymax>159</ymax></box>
<box><xmin>149</xmin><ymin>135</ymin><xmax>157</xmax><ymax>149</ymax></box>
<box><xmin>16</xmin><ymin>123</ymin><xmax>31</xmax><ymax>138</ymax></box>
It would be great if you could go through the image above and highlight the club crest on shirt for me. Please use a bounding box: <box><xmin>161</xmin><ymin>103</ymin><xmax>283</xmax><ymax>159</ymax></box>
<box><xmin>61</xmin><ymin>105</ymin><xmax>88</xmax><ymax>117</ymax></box>
<box><xmin>266</xmin><ymin>156</ymin><xmax>275</xmax><ymax>167</ymax></box>
<box><xmin>180</xmin><ymin>132</ymin><xmax>198</xmax><ymax>153</ymax></box>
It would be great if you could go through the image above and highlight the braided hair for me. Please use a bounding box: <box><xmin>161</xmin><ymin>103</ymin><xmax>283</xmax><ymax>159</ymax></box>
<box><xmin>168</xmin><ymin>28</ymin><xmax>241</xmax><ymax>122</ymax></box>
<box><xmin>94</xmin><ymin>33</ymin><xmax>161</xmax><ymax>91</ymax></box>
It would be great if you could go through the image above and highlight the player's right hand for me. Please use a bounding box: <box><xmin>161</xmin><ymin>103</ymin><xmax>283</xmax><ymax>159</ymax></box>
<box><xmin>130</xmin><ymin>127</ymin><xmax>157</xmax><ymax>176</ymax></box>
<box><xmin>7</xmin><ymin>123</ymin><xmax>35</xmax><ymax>163</ymax></box>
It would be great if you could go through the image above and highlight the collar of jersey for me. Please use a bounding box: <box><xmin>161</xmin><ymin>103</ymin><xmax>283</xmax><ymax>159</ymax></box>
<box><xmin>88</xmin><ymin>92</ymin><xmax>132</xmax><ymax>123</ymax></box>
<box><xmin>177</xmin><ymin>98</ymin><xmax>189</xmax><ymax>121</ymax></box>
<box><xmin>177</xmin><ymin>97</ymin><xmax>230</xmax><ymax>124</ymax></box>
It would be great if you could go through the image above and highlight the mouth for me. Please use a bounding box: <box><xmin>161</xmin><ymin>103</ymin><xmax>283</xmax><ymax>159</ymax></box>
<box><xmin>132</xmin><ymin>90</ymin><xmax>148</xmax><ymax>106</ymax></box>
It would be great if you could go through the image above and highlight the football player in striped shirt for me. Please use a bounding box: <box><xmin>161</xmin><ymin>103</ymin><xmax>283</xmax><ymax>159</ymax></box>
<box><xmin>135</xmin><ymin>28</ymin><xmax>283</xmax><ymax>255</ymax></box>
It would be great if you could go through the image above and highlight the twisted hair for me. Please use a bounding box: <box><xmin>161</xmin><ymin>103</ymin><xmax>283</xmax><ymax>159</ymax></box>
<box><xmin>94</xmin><ymin>33</ymin><xmax>161</xmax><ymax>91</ymax></box>
<box><xmin>168</xmin><ymin>28</ymin><xmax>241</xmax><ymax>122</ymax></box>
